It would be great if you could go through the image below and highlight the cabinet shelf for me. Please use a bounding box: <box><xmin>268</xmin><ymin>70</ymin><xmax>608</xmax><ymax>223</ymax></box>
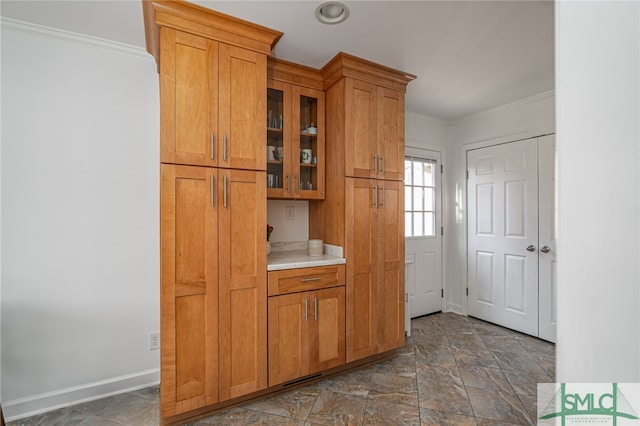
<box><xmin>300</xmin><ymin>132</ymin><xmax>318</xmax><ymax>138</ymax></box>
<box><xmin>300</xmin><ymin>163</ymin><xmax>317</xmax><ymax>168</ymax></box>
<box><xmin>268</xmin><ymin>127</ymin><xmax>283</xmax><ymax>133</ymax></box>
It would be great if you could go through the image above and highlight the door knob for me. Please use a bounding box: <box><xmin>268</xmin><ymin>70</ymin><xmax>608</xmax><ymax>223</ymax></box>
<box><xmin>526</xmin><ymin>245</ymin><xmax>536</xmax><ymax>252</ymax></box>
<box><xmin>540</xmin><ymin>246</ymin><xmax>551</xmax><ymax>253</ymax></box>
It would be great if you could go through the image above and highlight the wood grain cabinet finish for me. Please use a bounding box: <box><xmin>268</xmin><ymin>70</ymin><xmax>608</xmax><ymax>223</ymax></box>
<box><xmin>145</xmin><ymin>1</ymin><xmax>281</xmax><ymax>421</ymax></box>
<box><xmin>159</xmin><ymin>28</ymin><xmax>268</xmax><ymax>170</ymax></box>
<box><xmin>267</xmin><ymin>266</ymin><xmax>346</xmax><ymax>386</ymax></box>
<box><xmin>269</xmin><ymin>272</ymin><xmax>345</xmax><ymax>386</ymax></box>
<box><xmin>160</xmin><ymin>165</ymin><xmax>267</xmax><ymax>417</ymax></box>
<box><xmin>267</xmin><ymin>58</ymin><xmax>325</xmax><ymax>200</ymax></box>
<box><xmin>310</xmin><ymin>53</ymin><xmax>414</xmax><ymax>363</ymax></box>
<box><xmin>160</xmin><ymin>164</ymin><xmax>219</xmax><ymax>417</ymax></box>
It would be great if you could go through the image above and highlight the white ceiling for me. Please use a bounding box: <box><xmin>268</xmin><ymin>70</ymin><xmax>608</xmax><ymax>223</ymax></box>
<box><xmin>1</xmin><ymin>0</ymin><xmax>555</xmax><ymax>121</ymax></box>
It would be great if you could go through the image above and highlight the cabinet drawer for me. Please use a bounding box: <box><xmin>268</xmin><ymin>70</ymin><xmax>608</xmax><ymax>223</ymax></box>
<box><xmin>268</xmin><ymin>265</ymin><xmax>345</xmax><ymax>296</ymax></box>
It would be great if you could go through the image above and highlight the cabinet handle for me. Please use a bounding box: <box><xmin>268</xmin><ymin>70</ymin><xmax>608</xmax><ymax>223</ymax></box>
<box><xmin>223</xmin><ymin>134</ymin><xmax>228</xmax><ymax>162</ymax></box>
<box><xmin>211</xmin><ymin>175</ymin><xmax>216</xmax><ymax>207</ymax></box>
<box><xmin>373</xmin><ymin>154</ymin><xmax>378</xmax><ymax>173</ymax></box>
<box><xmin>373</xmin><ymin>184</ymin><xmax>378</xmax><ymax>208</ymax></box>
<box><xmin>301</xmin><ymin>277</ymin><xmax>321</xmax><ymax>282</ymax></box>
<box><xmin>304</xmin><ymin>298</ymin><xmax>309</xmax><ymax>322</ymax></box>
<box><xmin>211</xmin><ymin>132</ymin><xmax>216</xmax><ymax>160</ymax></box>
<box><xmin>295</xmin><ymin>175</ymin><xmax>300</xmax><ymax>194</ymax></box>
<box><xmin>223</xmin><ymin>175</ymin><xmax>228</xmax><ymax>208</ymax></box>
<box><xmin>380</xmin><ymin>155</ymin><xmax>385</xmax><ymax>174</ymax></box>
<box><xmin>379</xmin><ymin>185</ymin><xmax>385</xmax><ymax>208</ymax></box>
<box><xmin>286</xmin><ymin>173</ymin><xmax>291</xmax><ymax>194</ymax></box>
<box><xmin>314</xmin><ymin>297</ymin><xmax>318</xmax><ymax>321</ymax></box>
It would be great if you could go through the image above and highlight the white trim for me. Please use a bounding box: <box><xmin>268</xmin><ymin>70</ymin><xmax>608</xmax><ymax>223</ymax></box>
<box><xmin>446</xmin><ymin>302</ymin><xmax>464</xmax><ymax>315</ymax></box>
<box><xmin>0</xmin><ymin>17</ymin><xmax>151</xmax><ymax>59</ymax></box>
<box><xmin>449</xmin><ymin>90</ymin><xmax>555</xmax><ymax>126</ymax></box>
<box><xmin>405</xmin><ymin>110</ymin><xmax>448</xmax><ymax>126</ymax></box>
<box><xmin>4</xmin><ymin>368</ymin><xmax>160</xmax><ymax>422</ymax></box>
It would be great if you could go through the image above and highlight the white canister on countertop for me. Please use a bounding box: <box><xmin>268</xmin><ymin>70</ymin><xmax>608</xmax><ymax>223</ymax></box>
<box><xmin>308</xmin><ymin>239</ymin><xmax>323</xmax><ymax>257</ymax></box>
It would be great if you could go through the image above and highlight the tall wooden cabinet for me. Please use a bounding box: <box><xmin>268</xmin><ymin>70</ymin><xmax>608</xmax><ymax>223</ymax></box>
<box><xmin>144</xmin><ymin>1</ymin><xmax>282</xmax><ymax>421</ymax></box>
<box><xmin>310</xmin><ymin>53</ymin><xmax>415</xmax><ymax>362</ymax></box>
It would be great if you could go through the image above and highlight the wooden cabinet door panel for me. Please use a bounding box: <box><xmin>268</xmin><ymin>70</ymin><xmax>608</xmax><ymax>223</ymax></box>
<box><xmin>218</xmin><ymin>169</ymin><xmax>267</xmax><ymax>400</ymax></box>
<box><xmin>345</xmin><ymin>178</ymin><xmax>378</xmax><ymax>361</ymax></box>
<box><xmin>160</xmin><ymin>164</ymin><xmax>218</xmax><ymax>416</ymax></box>
<box><xmin>310</xmin><ymin>287</ymin><xmax>346</xmax><ymax>372</ymax></box>
<box><xmin>344</xmin><ymin>79</ymin><xmax>377</xmax><ymax>179</ymax></box>
<box><xmin>268</xmin><ymin>293</ymin><xmax>310</xmax><ymax>386</ymax></box>
<box><xmin>160</xmin><ymin>29</ymin><xmax>218</xmax><ymax>167</ymax></box>
<box><xmin>219</xmin><ymin>44</ymin><xmax>266</xmax><ymax>171</ymax></box>
<box><xmin>376</xmin><ymin>181</ymin><xmax>405</xmax><ymax>351</ymax></box>
<box><xmin>377</xmin><ymin>88</ymin><xmax>405</xmax><ymax>181</ymax></box>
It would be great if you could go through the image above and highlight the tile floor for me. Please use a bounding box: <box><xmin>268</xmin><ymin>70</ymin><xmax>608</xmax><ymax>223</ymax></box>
<box><xmin>9</xmin><ymin>313</ymin><xmax>555</xmax><ymax>426</ymax></box>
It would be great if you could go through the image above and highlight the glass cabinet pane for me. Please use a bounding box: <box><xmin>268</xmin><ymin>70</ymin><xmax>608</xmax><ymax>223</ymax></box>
<box><xmin>267</xmin><ymin>87</ymin><xmax>284</xmax><ymax>190</ymax></box>
<box><xmin>299</xmin><ymin>94</ymin><xmax>318</xmax><ymax>192</ymax></box>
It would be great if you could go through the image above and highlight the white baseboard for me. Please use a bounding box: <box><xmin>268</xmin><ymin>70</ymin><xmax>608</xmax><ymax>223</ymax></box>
<box><xmin>4</xmin><ymin>368</ymin><xmax>160</xmax><ymax>422</ymax></box>
<box><xmin>446</xmin><ymin>302</ymin><xmax>464</xmax><ymax>315</ymax></box>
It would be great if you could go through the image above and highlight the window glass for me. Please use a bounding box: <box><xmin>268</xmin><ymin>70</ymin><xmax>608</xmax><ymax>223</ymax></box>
<box><xmin>404</xmin><ymin>156</ymin><xmax>437</xmax><ymax>237</ymax></box>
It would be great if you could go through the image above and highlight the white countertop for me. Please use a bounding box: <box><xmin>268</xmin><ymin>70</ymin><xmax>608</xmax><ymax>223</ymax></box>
<box><xmin>267</xmin><ymin>250</ymin><xmax>346</xmax><ymax>271</ymax></box>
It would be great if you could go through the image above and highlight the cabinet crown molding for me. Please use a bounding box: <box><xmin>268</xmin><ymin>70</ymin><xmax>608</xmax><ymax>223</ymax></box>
<box><xmin>143</xmin><ymin>0</ymin><xmax>282</xmax><ymax>66</ymax></box>
<box><xmin>268</xmin><ymin>57</ymin><xmax>324</xmax><ymax>90</ymax></box>
<box><xmin>322</xmin><ymin>52</ymin><xmax>416</xmax><ymax>92</ymax></box>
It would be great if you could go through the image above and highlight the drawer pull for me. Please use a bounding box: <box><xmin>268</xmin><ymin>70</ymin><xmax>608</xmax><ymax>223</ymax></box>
<box><xmin>300</xmin><ymin>277</ymin><xmax>322</xmax><ymax>282</ymax></box>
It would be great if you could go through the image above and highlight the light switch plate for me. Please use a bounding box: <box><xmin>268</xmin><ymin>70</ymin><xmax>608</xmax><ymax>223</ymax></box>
<box><xmin>285</xmin><ymin>206</ymin><xmax>295</xmax><ymax>221</ymax></box>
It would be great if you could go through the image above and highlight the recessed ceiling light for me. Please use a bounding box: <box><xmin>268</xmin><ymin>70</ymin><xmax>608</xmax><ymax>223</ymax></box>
<box><xmin>315</xmin><ymin>1</ymin><xmax>349</xmax><ymax>25</ymax></box>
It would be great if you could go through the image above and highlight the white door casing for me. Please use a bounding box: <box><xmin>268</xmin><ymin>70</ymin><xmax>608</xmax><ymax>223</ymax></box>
<box><xmin>405</xmin><ymin>149</ymin><xmax>442</xmax><ymax>318</ymax></box>
<box><xmin>467</xmin><ymin>139</ymin><xmax>540</xmax><ymax>336</ymax></box>
<box><xmin>538</xmin><ymin>135</ymin><xmax>557</xmax><ymax>342</ymax></box>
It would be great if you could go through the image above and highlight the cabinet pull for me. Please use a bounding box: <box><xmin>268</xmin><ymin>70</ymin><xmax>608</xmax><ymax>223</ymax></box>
<box><xmin>211</xmin><ymin>175</ymin><xmax>216</xmax><ymax>207</ymax></box>
<box><xmin>223</xmin><ymin>175</ymin><xmax>228</xmax><ymax>207</ymax></box>
<box><xmin>314</xmin><ymin>297</ymin><xmax>318</xmax><ymax>320</ymax></box>
<box><xmin>223</xmin><ymin>134</ymin><xmax>228</xmax><ymax>162</ymax></box>
<box><xmin>379</xmin><ymin>185</ymin><xmax>385</xmax><ymax>208</ymax></box>
<box><xmin>373</xmin><ymin>184</ymin><xmax>378</xmax><ymax>208</ymax></box>
<box><xmin>301</xmin><ymin>277</ymin><xmax>321</xmax><ymax>282</ymax></box>
<box><xmin>286</xmin><ymin>173</ymin><xmax>291</xmax><ymax>194</ymax></box>
<box><xmin>211</xmin><ymin>132</ymin><xmax>216</xmax><ymax>160</ymax></box>
<box><xmin>304</xmin><ymin>298</ymin><xmax>309</xmax><ymax>322</ymax></box>
<box><xmin>373</xmin><ymin>154</ymin><xmax>378</xmax><ymax>173</ymax></box>
<box><xmin>380</xmin><ymin>155</ymin><xmax>385</xmax><ymax>174</ymax></box>
<box><xmin>295</xmin><ymin>174</ymin><xmax>300</xmax><ymax>194</ymax></box>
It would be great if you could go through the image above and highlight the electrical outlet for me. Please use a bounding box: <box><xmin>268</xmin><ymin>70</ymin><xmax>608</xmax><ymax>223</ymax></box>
<box><xmin>285</xmin><ymin>206</ymin><xmax>295</xmax><ymax>221</ymax></box>
<box><xmin>149</xmin><ymin>332</ymin><xmax>160</xmax><ymax>350</ymax></box>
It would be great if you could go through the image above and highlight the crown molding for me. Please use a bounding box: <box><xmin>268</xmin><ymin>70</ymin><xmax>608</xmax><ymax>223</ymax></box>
<box><xmin>449</xmin><ymin>89</ymin><xmax>555</xmax><ymax>126</ymax></box>
<box><xmin>1</xmin><ymin>17</ymin><xmax>151</xmax><ymax>60</ymax></box>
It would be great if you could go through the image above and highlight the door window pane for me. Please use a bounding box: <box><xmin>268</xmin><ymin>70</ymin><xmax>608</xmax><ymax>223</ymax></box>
<box><xmin>404</xmin><ymin>156</ymin><xmax>437</xmax><ymax>237</ymax></box>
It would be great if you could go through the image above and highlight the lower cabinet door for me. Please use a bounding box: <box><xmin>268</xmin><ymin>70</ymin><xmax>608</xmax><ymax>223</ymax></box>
<box><xmin>218</xmin><ymin>169</ymin><xmax>268</xmax><ymax>400</ymax></box>
<box><xmin>160</xmin><ymin>164</ymin><xmax>219</xmax><ymax>417</ymax></box>
<box><xmin>309</xmin><ymin>287</ymin><xmax>346</xmax><ymax>372</ymax></box>
<box><xmin>268</xmin><ymin>292</ymin><xmax>310</xmax><ymax>386</ymax></box>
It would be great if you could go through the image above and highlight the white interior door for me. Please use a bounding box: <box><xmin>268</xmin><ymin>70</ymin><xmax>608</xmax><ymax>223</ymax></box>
<box><xmin>467</xmin><ymin>139</ymin><xmax>539</xmax><ymax>336</ymax></box>
<box><xmin>405</xmin><ymin>149</ymin><xmax>442</xmax><ymax>318</ymax></box>
<box><xmin>538</xmin><ymin>135</ymin><xmax>557</xmax><ymax>342</ymax></box>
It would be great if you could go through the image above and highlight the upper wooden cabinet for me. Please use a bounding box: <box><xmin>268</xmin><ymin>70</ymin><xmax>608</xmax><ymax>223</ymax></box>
<box><xmin>144</xmin><ymin>0</ymin><xmax>282</xmax><ymax>169</ymax></box>
<box><xmin>266</xmin><ymin>58</ymin><xmax>325</xmax><ymax>200</ymax></box>
<box><xmin>322</xmin><ymin>53</ymin><xmax>415</xmax><ymax>181</ymax></box>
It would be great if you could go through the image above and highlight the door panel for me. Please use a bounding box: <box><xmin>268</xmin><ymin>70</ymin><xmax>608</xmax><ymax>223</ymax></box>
<box><xmin>219</xmin><ymin>44</ymin><xmax>266</xmax><ymax>171</ymax></box>
<box><xmin>468</xmin><ymin>139</ymin><xmax>539</xmax><ymax>336</ymax></box>
<box><xmin>377</xmin><ymin>88</ymin><xmax>405</xmax><ymax>181</ymax></box>
<box><xmin>160</xmin><ymin>165</ymin><xmax>218</xmax><ymax>416</ymax></box>
<box><xmin>345</xmin><ymin>178</ymin><xmax>377</xmax><ymax>361</ymax></box>
<box><xmin>160</xmin><ymin>29</ymin><xmax>218</xmax><ymax>167</ymax></box>
<box><xmin>310</xmin><ymin>287</ymin><xmax>346</xmax><ymax>372</ymax></box>
<box><xmin>268</xmin><ymin>293</ymin><xmax>309</xmax><ymax>386</ymax></box>
<box><xmin>345</xmin><ymin>79</ymin><xmax>376</xmax><ymax>179</ymax></box>
<box><xmin>538</xmin><ymin>135</ymin><xmax>557</xmax><ymax>342</ymax></box>
<box><xmin>218</xmin><ymin>169</ymin><xmax>267</xmax><ymax>400</ymax></box>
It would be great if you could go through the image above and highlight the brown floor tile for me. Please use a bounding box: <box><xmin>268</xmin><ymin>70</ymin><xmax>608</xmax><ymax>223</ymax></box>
<box><xmin>9</xmin><ymin>313</ymin><xmax>555</xmax><ymax>426</ymax></box>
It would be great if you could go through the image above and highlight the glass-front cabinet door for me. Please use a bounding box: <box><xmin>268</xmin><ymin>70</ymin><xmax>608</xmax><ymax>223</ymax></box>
<box><xmin>267</xmin><ymin>80</ymin><xmax>324</xmax><ymax>200</ymax></box>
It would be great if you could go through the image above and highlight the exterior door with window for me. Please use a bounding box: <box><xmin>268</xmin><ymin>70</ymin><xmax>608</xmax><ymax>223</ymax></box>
<box><xmin>405</xmin><ymin>150</ymin><xmax>442</xmax><ymax>318</ymax></box>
